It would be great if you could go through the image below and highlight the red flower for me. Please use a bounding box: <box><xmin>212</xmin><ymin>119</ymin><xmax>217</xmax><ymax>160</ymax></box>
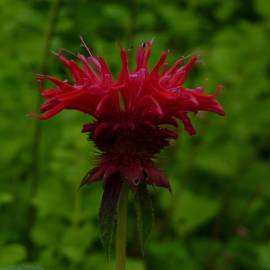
<box><xmin>34</xmin><ymin>39</ymin><xmax>224</xmax><ymax>190</ymax></box>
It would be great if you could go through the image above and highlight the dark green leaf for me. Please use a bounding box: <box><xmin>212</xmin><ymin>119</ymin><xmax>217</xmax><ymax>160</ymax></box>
<box><xmin>135</xmin><ymin>183</ymin><xmax>153</xmax><ymax>254</ymax></box>
<box><xmin>99</xmin><ymin>179</ymin><xmax>122</xmax><ymax>260</ymax></box>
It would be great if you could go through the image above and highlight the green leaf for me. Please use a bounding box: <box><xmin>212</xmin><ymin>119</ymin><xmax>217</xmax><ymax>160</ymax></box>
<box><xmin>0</xmin><ymin>244</ymin><xmax>26</xmax><ymax>267</ymax></box>
<box><xmin>148</xmin><ymin>241</ymin><xmax>199</xmax><ymax>270</ymax></box>
<box><xmin>135</xmin><ymin>183</ymin><xmax>153</xmax><ymax>254</ymax></box>
<box><xmin>258</xmin><ymin>242</ymin><xmax>270</xmax><ymax>269</ymax></box>
<box><xmin>84</xmin><ymin>253</ymin><xmax>145</xmax><ymax>270</ymax></box>
<box><xmin>173</xmin><ymin>191</ymin><xmax>220</xmax><ymax>235</ymax></box>
<box><xmin>60</xmin><ymin>222</ymin><xmax>97</xmax><ymax>262</ymax></box>
<box><xmin>1</xmin><ymin>267</ymin><xmax>45</xmax><ymax>270</ymax></box>
<box><xmin>99</xmin><ymin>179</ymin><xmax>122</xmax><ymax>260</ymax></box>
<box><xmin>0</xmin><ymin>192</ymin><xmax>14</xmax><ymax>205</ymax></box>
<box><xmin>126</xmin><ymin>259</ymin><xmax>145</xmax><ymax>270</ymax></box>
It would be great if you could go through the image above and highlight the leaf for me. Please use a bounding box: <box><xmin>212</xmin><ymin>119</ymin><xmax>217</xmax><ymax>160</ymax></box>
<box><xmin>126</xmin><ymin>259</ymin><xmax>145</xmax><ymax>270</ymax></box>
<box><xmin>148</xmin><ymin>241</ymin><xmax>199</xmax><ymax>270</ymax></box>
<box><xmin>84</xmin><ymin>253</ymin><xmax>145</xmax><ymax>270</ymax></box>
<box><xmin>1</xmin><ymin>267</ymin><xmax>45</xmax><ymax>270</ymax></box>
<box><xmin>0</xmin><ymin>192</ymin><xmax>13</xmax><ymax>205</ymax></box>
<box><xmin>99</xmin><ymin>179</ymin><xmax>122</xmax><ymax>260</ymax></box>
<box><xmin>173</xmin><ymin>191</ymin><xmax>220</xmax><ymax>235</ymax></box>
<box><xmin>134</xmin><ymin>183</ymin><xmax>153</xmax><ymax>254</ymax></box>
<box><xmin>258</xmin><ymin>242</ymin><xmax>270</xmax><ymax>269</ymax></box>
<box><xmin>194</xmin><ymin>143</ymin><xmax>240</xmax><ymax>177</ymax></box>
<box><xmin>60</xmin><ymin>223</ymin><xmax>98</xmax><ymax>262</ymax></box>
<box><xmin>0</xmin><ymin>244</ymin><xmax>26</xmax><ymax>267</ymax></box>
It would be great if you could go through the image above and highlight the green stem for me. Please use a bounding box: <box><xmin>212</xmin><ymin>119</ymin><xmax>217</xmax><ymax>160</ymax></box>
<box><xmin>115</xmin><ymin>183</ymin><xmax>129</xmax><ymax>270</ymax></box>
<box><xmin>26</xmin><ymin>0</ymin><xmax>61</xmax><ymax>258</ymax></box>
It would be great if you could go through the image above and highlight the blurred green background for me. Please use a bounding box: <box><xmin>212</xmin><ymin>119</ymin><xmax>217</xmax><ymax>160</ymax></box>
<box><xmin>1</xmin><ymin>0</ymin><xmax>270</xmax><ymax>269</ymax></box>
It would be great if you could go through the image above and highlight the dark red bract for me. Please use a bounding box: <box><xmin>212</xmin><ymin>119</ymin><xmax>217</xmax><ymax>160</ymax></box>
<box><xmin>34</xmin><ymin>40</ymin><xmax>224</xmax><ymax>190</ymax></box>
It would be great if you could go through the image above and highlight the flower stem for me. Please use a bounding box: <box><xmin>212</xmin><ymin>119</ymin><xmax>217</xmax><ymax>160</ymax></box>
<box><xmin>115</xmin><ymin>183</ymin><xmax>129</xmax><ymax>270</ymax></box>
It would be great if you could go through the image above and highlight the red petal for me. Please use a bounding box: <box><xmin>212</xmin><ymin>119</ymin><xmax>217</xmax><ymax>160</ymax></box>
<box><xmin>144</xmin><ymin>162</ymin><xmax>171</xmax><ymax>190</ymax></box>
<box><xmin>120</xmin><ymin>160</ymin><xmax>143</xmax><ymax>187</ymax></box>
<box><xmin>178</xmin><ymin>112</ymin><xmax>196</xmax><ymax>135</ymax></box>
<box><xmin>80</xmin><ymin>166</ymin><xmax>105</xmax><ymax>186</ymax></box>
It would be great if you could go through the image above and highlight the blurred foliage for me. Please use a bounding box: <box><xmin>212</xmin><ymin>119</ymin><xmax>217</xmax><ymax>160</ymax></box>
<box><xmin>0</xmin><ymin>0</ymin><xmax>270</xmax><ymax>269</ymax></box>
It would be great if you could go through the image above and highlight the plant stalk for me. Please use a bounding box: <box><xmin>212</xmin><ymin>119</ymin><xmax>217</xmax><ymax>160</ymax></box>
<box><xmin>115</xmin><ymin>183</ymin><xmax>129</xmax><ymax>270</ymax></box>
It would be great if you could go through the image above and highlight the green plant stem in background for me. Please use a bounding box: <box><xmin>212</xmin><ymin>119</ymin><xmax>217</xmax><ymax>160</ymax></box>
<box><xmin>26</xmin><ymin>0</ymin><xmax>62</xmax><ymax>258</ymax></box>
<box><xmin>115</xmin><ymin>183</ymin><xmax>129</xmax><ymax>270</ymax></box>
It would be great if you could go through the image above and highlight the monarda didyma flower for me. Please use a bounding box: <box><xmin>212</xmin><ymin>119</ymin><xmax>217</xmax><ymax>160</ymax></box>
<box><xmin>33</xmin><ymin>39</ymin><xmax>224</xmax><ymax>261</ymax></box>
<box><xmin>35</xmin><ymin>39</ymin><xmax>224</xmax><ymax>190</ymax></box>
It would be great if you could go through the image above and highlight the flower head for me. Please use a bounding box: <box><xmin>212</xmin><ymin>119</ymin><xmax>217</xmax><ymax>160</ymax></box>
<box><xmin>34</xmin><ymin>39</ymin><xmax>224</xmax><ymax>190</ymax></box>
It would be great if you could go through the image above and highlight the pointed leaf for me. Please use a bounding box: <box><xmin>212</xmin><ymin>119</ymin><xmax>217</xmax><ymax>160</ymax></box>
<box><xmin>135</xmin><ymin>183</ymin><xmax>153</xmax><ymax>254</ymax></box>
<box><xmin>99</xmin><ymin>179</ymin><xmax>122</xmax><ymax>260</ymax></box>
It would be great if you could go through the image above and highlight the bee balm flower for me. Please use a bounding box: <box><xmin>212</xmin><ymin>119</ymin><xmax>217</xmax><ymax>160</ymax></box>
<box><xmin>34</xmin><ymin>40</ymin><xmax>224</xmax><ymax>191</ymax></box>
